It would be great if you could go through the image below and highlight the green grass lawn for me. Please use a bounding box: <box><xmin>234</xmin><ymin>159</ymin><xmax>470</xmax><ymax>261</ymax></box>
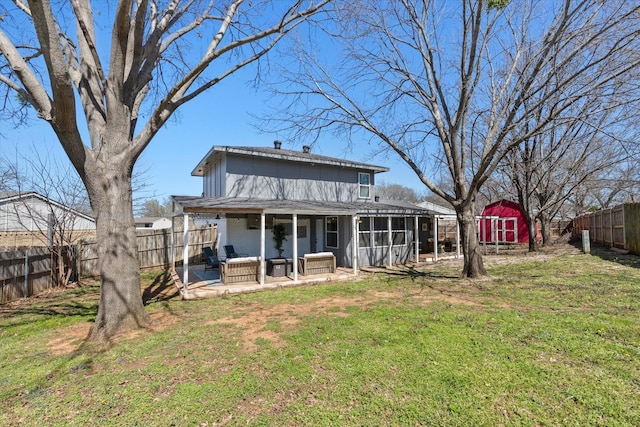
<box><xmin>1</xmin><ymin>247</ymin><xmax>639</xmax><ymax>426</ymax></box>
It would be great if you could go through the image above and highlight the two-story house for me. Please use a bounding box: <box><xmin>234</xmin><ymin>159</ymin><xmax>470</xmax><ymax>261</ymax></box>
<box><xmin>171</xmin><ymin>142</ymin><xmax>451</xmax><ymax>285</ymax></box>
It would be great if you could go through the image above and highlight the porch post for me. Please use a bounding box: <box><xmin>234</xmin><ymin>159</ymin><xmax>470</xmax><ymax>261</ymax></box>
<box><xmin>352</xmin><ymin>215</ymin><xmax>358</xmax><ymax>274</ymax></box>
<box><xmin>182</xmin><ymin>213</ymin><xmax>189</xmax><ymax>297</ymax></box>
<box><xmin>433</xmin><ymin>216</ymin><xmax>439</xmax><ymax>262</ymax></box>
<box><xmin>293</xmin><ymin>213</ymin><xmax>299</xmax><ymax>281</ymax></box>
<box><xmin>456</xmin><ymin>218</ymin><xmax>461</xmax><ymax>259</ymax></box>
<box><xmin>414</xmin><ymin>215</ymin><xmax>419</xmax><ymax>263</ymax></box>
<box><xmin>387</xmin><ymin>216</ymin><xmax>393</xmax><ymax>266</ymax></box>
<box><xmin>260</xmin><ymin>212</ymin><xmax>265</xmax><ymax>285</ymax></box>
<box><xmin>170</xmin><ymin>200</ymin><xmax>175</xmax><ymax>269</ymax></box>
<box><xmin>495</xmin><ymin>217</ymin><xmax>499</xmax><ymax>254</ymax></box>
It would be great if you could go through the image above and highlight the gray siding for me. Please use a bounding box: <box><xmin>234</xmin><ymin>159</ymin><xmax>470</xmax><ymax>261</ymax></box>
<box><xmin>0</xmin><ymin>198</ymin><xmax>95</xmax><ymax>232</ymax></box>
<box><xmin>218</xmin><ymin>154</ymin><xmax>376</xmax><ymax>202</ymax></box>
<box><xmin>203</xmin><ymin>155</ymin><xmax>227</xmax><ymax>197</ymax></box>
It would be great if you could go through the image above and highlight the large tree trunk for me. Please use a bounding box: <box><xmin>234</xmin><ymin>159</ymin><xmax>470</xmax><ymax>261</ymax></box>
<box><xmin>539</xmin><ymin>212</ymin><xmax>553</xmax><ymax>247</ymax></box>
<box><xmin>457</xmin><ymin>206</ymin><xmax>486</xmax><ymax>278</ymax></box>
<box><xmin>527</xmin><ymin>218</ymin><xmax>539</xmax><ymax>252</ymax></box>
<box><xmin>86</xmin><ymin>164</ymin><xmax>151</xmax><ymax>342</ymax></box>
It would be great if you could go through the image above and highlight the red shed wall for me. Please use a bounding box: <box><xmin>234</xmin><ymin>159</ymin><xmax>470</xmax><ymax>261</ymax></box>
<box><xmin>480</xmin><ymin>200</ymin><xmax>530</xmax><ymax>244</ymax></box>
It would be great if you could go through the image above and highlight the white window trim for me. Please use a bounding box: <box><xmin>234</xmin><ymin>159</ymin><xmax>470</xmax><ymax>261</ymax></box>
<box><xmin>358</xmin><ymin>217</ymin><xmax>371</xmax><ymax>248</ymax></box>
<box><xmin>358</xmin><ymin>172</ymin><xmax>371</xmax><ymax>199</ymax></box>
<box><xmin>326</xmin><ymin>216</ymin><xmax>339</xmax><ymax>248</ymax></box>
<box><xmin>391</xmin><ymin>217</ymin><xmax>407</xmax><ymax>247</ymax></box>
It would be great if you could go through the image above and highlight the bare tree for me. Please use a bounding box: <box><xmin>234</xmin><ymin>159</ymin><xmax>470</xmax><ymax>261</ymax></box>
<box><xmin>0</xmin><ymin>0</ymin><xmax>330</xmax><ymax>342</ymax></box>
<box><xmin>498</xmin><ymin>62</ymin><xmax>640</xmax><ymax>250</ymax></box>
<box><xmin>0</xmin><ymin>149</ymin><xmax>91</xmax><ymax>285</ymax></box>
<box><xmin>265</xmin><ymin>0</ymin><xmax>640</xmax><ymax>277</ymax></box>
<box><xmin>376</xmin><ymin>182</ymin><xmax>422</xmax><ymax>203</ymax></box>
<box><xmin>138</xmin><ymin>197</ymin><xmax>173</xmax><ymax>218</ymax></box>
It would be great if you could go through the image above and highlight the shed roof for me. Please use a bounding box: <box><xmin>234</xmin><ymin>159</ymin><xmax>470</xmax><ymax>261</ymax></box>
<box><xmin>191</xmin><ymin>145</ymin><xmax>390</xmax><ymax>176</ymax></box>
<box><xmin>171</xmin><ymin>196</ymin><xmax>435</xmax><ymax>217</ymax></box>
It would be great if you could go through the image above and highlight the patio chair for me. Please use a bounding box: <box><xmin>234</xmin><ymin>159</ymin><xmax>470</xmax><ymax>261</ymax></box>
<box><xmin>224</xmin><ymin>245</ymin><xmax>248</xmax><ymax>259</ymax></box>
<box><xmin>202</xmin><ymin>247</ymin><xmax>220</xmax><ymax>271</ymax></box>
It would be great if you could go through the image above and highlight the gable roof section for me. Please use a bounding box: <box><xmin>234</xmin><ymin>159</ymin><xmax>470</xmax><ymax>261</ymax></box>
<box><xmin>134</xmin><ymin>216</ymin><xmax>169</xmax><ymax>224</ymax></box>
<box><xmin>172</xmin><ymin>195</ymin><xmax>437</xmax><ymax>217</ymax></box>
<box><xmin>417</xmin><ymin>200</ymin><xmax>456</xmax><ymax>216</ymax></box>
<box><xmin>192</xmin><ymin>145</ymin><xmax>390</xmax><ymax>177</ymax></box>
<box><xmin>0</xmin><ymin>191</ymin><xmax>95</xmax><ymax>223</ymax></box>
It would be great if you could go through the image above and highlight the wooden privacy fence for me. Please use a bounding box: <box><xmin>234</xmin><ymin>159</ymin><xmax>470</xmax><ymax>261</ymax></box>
<box><xmin>1</xmin><ymin>226</ymin><xmax>217</xmax><ymax>303</ymax></box>
<box><xmin>0</xmin><ymin>247</ymin><xmax>72</xmax><ymax>304</ymax></box>
<box><xmin>77</xmin><ymin>226</ymin><xmax>217</xmax><ymax>278</ymax></box>
<box><xmin>573</xmin><ymin>203</ymin><xmax>640</xmax><ymax>255</ymax></box>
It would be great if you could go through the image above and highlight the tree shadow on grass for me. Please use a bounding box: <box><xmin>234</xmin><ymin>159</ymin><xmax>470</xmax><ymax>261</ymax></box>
<box><xmin>142</xmin><ymin>269</ymin><xmax>180</xmax><ymax>304</ymax></box>
<box><xmin>0</xmin><ymin>284</ymin><xmax>100</xmax><ymax>323</ymax></box>
<box><xmin>377</xmin><ymin>265</ymin><xmax>460</xmax><ymax>280</ymax></box>
<box><xmin>568</xmin><ymin>238</ymin><xmax>640</xmax><ymax>269</ymax></box>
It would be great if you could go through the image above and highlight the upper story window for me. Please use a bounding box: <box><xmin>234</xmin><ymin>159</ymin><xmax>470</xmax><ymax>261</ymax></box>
<box><xmin>359</xmin><ymin>172</ymin><xmax>371</xmax><ymax>199</ymax></box>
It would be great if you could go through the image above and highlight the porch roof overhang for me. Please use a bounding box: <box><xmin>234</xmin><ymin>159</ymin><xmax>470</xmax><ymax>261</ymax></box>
<box><xmin>171</xmin><ymin>196</ymin><xmax>437</xmax><ymax>217</ymax></box>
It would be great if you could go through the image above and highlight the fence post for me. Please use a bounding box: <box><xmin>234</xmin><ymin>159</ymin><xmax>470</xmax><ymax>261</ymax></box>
<box><xmin>582</xmin><ymin>230</ymin><xmax>590</xmax><ymax>254</ymax></box>
<box><xmin>23</xmin><ymin>249</ymin><xmax>29</xmax><ymax>298</ymax></box>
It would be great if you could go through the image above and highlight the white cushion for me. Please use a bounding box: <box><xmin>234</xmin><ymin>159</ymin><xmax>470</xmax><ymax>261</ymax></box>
<box><xmin>304</xmin><ymin>252</ymin><xmax>334</xmax><ymax>259</ymax></box>
<box><xmin>226</xmin><ymin>256</ymin><xmax>260</xmax><ymax>264</ymax></box>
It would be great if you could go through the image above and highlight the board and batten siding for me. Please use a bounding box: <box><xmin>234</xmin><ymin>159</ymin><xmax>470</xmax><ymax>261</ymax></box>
<box><xmin>208</xmin><ymin>154</ymin><xmax>376</xmax><ymax>202</ymax></box>
<box><xmin>202</xmin><ymin>154</ymin><xmax>227</xmax><ymax>198</ymax></box>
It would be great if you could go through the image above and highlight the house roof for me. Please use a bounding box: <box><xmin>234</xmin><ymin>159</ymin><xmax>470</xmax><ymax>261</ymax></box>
<box><xmin>0</xmin><ymin>191</ymin><xmax>95</xmax><ymax>222</ymax></box>
<box><xmin>191</xmin><ymin>145</ymin><xmax>390</xmax><ymax>177</ymax></box>
<box><xmin>134</xmin><ymin>217</ymin><xmax>169</xmax><ymax>224</ymax></box>
<box><xmin>171</xmin><ymin>196</ymin><xmax>437</xmax><ymax>217</ymax></box>
<box><xmin>417</xmin><ymin>200</ymin><xmax>456</xmax><ymax>216</ymax></box>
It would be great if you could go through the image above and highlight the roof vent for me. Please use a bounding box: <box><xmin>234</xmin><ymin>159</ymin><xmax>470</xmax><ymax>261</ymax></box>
<box><xmin>302</xmin><ymin>145</ymin><xmax>311</xmax><ymax>153</ymax></box>
<box><xmin>273</xmin><ymin>140</ymin><xmax>282</xmax><ymax>149</ymax></box>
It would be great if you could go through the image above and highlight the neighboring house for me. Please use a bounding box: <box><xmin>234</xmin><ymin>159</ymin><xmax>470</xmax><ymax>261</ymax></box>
<box><xmin>0</xmin><ymin>191</ymin><xmax>95</xmax><ymax>246</ymax></box>
<box><xmin>134</xmin><ymin>217</ymin><xmax>172</xmax><ymax>230</ymax></box>
<box><xmin>172</xmin><ymin>142</ymin><xmax>455</xmax><ymax>284</ymax></box>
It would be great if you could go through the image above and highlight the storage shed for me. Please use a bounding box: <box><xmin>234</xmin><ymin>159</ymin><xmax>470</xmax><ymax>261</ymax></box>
<box><xmin>479</xmin><ymin>199</ymin><xmax>530</xmax><ymax>244</ymax></box>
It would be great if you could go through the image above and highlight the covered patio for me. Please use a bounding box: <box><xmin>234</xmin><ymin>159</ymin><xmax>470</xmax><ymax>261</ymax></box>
<box><xmin>172</xmin><ymin>263</ymin><xmax>356</xmax><ymax>299</ymax></box>
<box><xmin>170</xmin><ymin>196</ymin><xmax>461</xmax><ymax>300</ymax></box>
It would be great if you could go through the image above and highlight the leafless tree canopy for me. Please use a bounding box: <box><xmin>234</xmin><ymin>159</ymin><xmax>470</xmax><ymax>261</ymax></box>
<box><xmin>265</xmin><ymin>0</ymin><xmax>640</xmax><ymax>276</ymax></box>
<box><xmin>0</xmin><ymin>0</ymin><xmax>330</xmax><ymax>341</ymax></box>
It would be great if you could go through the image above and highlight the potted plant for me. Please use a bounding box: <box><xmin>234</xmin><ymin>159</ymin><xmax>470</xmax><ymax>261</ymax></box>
<box><xmin>272</xmin><ymin>223</ymin><xmax>287</xmax><ymax>258</ymax></box>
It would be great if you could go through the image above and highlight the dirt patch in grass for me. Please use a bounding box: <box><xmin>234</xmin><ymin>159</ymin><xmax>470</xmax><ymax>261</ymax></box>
<box><xmin>6</xmin><ymin>242</ymin><xmax>637</xmax><ymax>356</ymax></box>
<box><xmin>47</xmin><ymin>309</ymin><xmax>182</xmax><ymax>355</ymax></box>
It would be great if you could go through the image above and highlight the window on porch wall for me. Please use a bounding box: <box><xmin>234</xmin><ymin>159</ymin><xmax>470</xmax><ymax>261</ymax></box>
<box><xmin>358</xmin><ymin>217</ymin><xmax>407</xmax><ymax>247</ymax></box>
<box><xmin>326</xmin><ymin>216</ymin><xmax>338</xmax><ymax>248</ymax></box>
<box><xmin>358</xmin><ymin>217</ymin><xmax>372</xmax><ymax>247</ymax></box>
<box><xmin>392</xmin><ymin>217</ymin><xmax>406</xmax><ymax>246</ymax></box>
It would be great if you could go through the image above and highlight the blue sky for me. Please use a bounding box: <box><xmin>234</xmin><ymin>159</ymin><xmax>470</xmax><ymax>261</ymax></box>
<box><xmin>0</xmin><ymin>71</ymin><xmax>426</xmax><ymax>203</ymax></box>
